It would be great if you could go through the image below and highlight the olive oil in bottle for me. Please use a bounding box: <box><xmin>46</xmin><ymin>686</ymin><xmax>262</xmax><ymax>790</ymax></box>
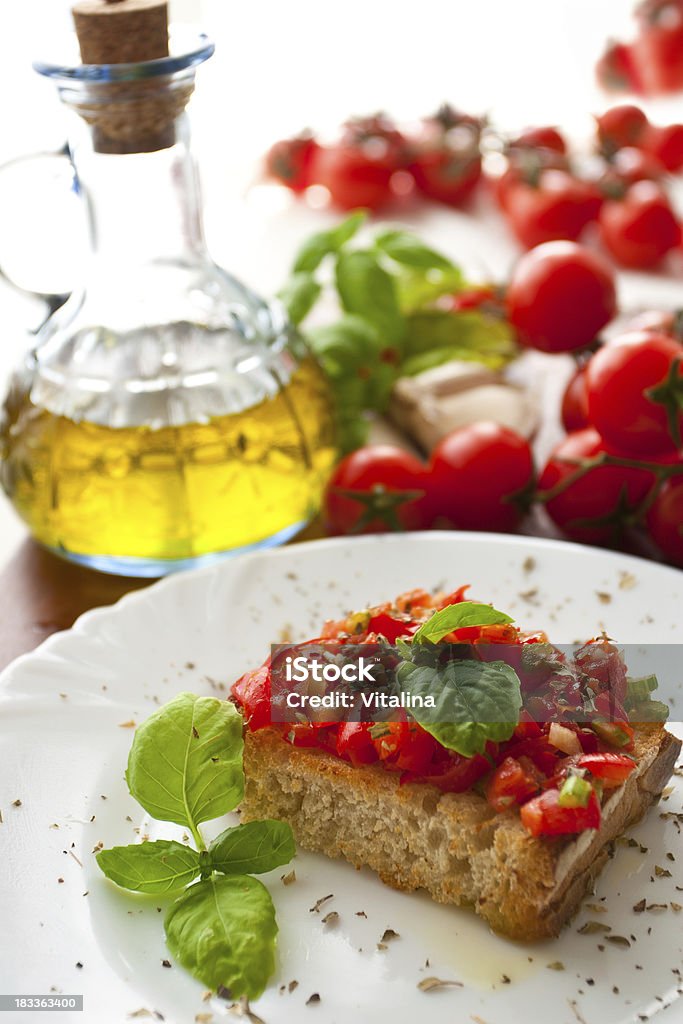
<box><xmin>1</xmin><ymin>356</ymin><xmax>336</xmax><ymax>572</ymax></box>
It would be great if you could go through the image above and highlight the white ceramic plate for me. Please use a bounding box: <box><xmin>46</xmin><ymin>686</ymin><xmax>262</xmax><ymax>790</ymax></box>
<box><xmin>1</xmin><ymin>532</ymin><xmax>682</xmax><ymax>1024</ymax></box>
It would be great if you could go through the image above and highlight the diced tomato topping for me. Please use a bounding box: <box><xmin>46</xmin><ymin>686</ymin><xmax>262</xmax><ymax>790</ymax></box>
<box><xmin>519</xmin><ymin>631</ymin><xmax>549</xmax><ymax>645</ymax></box>
<box><xmin>576</xmin><ymin>639</ymin><xmax>628</xmax><ymax>705</ymax></box>
<box><xmin>513</xmin><ymin>714</ymin><xmax>543</xmax><ymax>740</ymax></box>
<box><xmin>486</xmin><ymin>756</ymin><xmax>542</xmax><ymax>812</ymax></box>
<box><xmin>335</xmin><ymin>722</ymin><xmax>379</xmax><ymax>766</ymax></box>
<box><xmin>578</xmin><ymin>752</ymin><xmax>636</xmax><ymax>786</ymax></box>
<box><xmin>498</xmin><ymin>735</ymin><xmax>560</xmax><ymax>775</ymax></box>
<box><xmin>231</xmin><ymin>589</ymin><xmax>644</xmax><ymax>843</ymax></box>
<box><xmin>393</xmin><ymin>723</ymin><xmax>440</xmax><ymax>773</ymax></box>
<box><xmin>437</xmin><ymin>584</ymin><xmax>470</xmax><ymax>609</ymax></box>
<box><xmin>231</xmin><ymin>663</ymin><xmax>271</xmax><ymax>730</ymax></box>
<box><xmin>592</xmin><ymin>720</ymin><xmax>635</xmax><ymax>750</ymax></box>
<box><xmin>371</xmin><ymin>721</ymin><xmax>408</xmax><ymax>762</ymax></box>
<box><xmin>395</xmin><ymin>588</ymin><xmax>434</xmax><ymax>613</ymax></box>
<box><xmin>520</xmin><ymin>786</ymin><xmax>601</xmax><ymax>837</ymax></box>
<box><xmin>409</xmin><ymin>751</ymin><xmax>491</xmax><ymax>793</ymax></box>
<box><xmin>366</xmin><ymin>612</ymin><xmax>416</xmax><ymax>642</ymax></box>
<box><xmin>450</xmin><ymin>623</ymin><xmax>519</xmax><ymax>644</ymax></box>
<box><xmin>284</xmin><ymin>722</ymin><xmax>320</xmax><ymax>747</ymax></box>
<box><xmin>594</xmin><ymin>691</ymin><xmax>628</xmax><ymax>724</ymax></box>
<box><xmin>543</xmin><ymin>754</ymin><xmax>581</xmax><ymax>790</ymax></box>
<box><xmin>576</xmin><ymin>727</ymin><xmax>600</xmax><ymax>753</ymax></box>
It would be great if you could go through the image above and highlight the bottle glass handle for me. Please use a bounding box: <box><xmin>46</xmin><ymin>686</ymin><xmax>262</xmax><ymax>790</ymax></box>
<box><xmin>0</xmin><ymin>145</ymin><xmax>87</xmax><ymax>328</ymax></box>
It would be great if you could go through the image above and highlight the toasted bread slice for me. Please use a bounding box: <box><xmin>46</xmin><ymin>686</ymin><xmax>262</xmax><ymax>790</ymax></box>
<box><xmin>241</xmin><ymin>724</ymin><xmax>681</xmax><ymax>940</ymax></box>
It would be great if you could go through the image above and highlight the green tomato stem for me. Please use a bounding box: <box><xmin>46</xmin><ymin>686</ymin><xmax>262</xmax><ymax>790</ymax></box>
<box><xmin>535</xmin><ymin>451</ymin><xmax>683</xmax><ymax>522</ymax></box>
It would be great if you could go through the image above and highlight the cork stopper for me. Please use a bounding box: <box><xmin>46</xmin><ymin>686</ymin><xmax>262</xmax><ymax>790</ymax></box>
<box><xmin>71</xmin><ymin>0</ymin><xmax>193</xmax><ymax>154</ymax></box>
<box><xmin>72</xmin><ymin>0</ymin><xmax>169</xmax><ymax>65</ymax></box>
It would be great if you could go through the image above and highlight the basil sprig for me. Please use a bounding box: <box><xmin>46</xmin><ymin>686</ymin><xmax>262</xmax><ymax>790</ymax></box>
<box><xmin>96</xmin><ymin>693</ymin><xmax>295</xmax><ymax>1001</ymax></box>
<box><xmin>278</xmin><ymin>214</ymin><xmax>516</xmax><ymax>453</ymax></box>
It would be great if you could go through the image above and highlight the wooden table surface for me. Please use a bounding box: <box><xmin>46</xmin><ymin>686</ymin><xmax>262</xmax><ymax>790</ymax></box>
<box><xmin>0</xmin><ymin>540</ymin><xmax>150</xmax><ymax>669</ymax></box>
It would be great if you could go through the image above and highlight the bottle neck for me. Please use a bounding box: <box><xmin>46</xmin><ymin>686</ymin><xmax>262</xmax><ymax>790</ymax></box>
<box><xmin>70</xmin><ymin>113</ymin><xmax>207</xmax><ymax>271</ymax></box>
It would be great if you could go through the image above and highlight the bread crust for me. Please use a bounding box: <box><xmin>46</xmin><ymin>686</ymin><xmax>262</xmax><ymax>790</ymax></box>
<box><xmin>241</xmin><ymin>725</ymin><xmax>681</xmax><ymax>940</ymax></box>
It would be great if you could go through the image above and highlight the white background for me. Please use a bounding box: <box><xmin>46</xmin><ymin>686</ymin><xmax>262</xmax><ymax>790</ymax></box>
<box><xmin>0</xmin><ymin>0</ymin><xmax>681</xmax><ymax>569</ymax></box>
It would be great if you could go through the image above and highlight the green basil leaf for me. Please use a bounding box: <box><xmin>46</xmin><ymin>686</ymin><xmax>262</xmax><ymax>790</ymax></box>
<box><xmin>292</xmin><ymin>210</ymin><xmax>367</xmax><ymax>273</ymax></box>
<box><xmin>403</xmin><ymin>309</ymin><xmax>516</xmax><ymax>364</ymax></box>
<box><xmin>335</xmin><ymin>405</ymin><xmax>371</xmax><ymax>454</ymax></box>
<box><xmin>209</xmin><ymin>820</ymin><xmax>295</xmax><ymax>876</ymax></box>
<box><xmin>374</xmin><ymin>229</ymin><xmax>455</xmax><ymax>270</ymax></box>
<box><xmin>278</xmin><ymin>272</ymin><xmax>321</xmax><ymax>325</ymax></box>
<box><xmin>126</xmin><ymin>692</ymin><xmax>244</xmax><ymax>829</ymax></box>
<box><xmin>394</xmin><ymin>265</ymin><xmax>465</xmax><ymax>313</ymax></box>
<box><xmin>306</xmin><ymin>315</ymin><xmax>399</xmax><ymax>412</ymax></box>
<box><xmin>335</xmin><ymin>249</ymin><xmax>404</xmax><ymax>344</ymax></box>
<box><xmin>411</xmin><ymin>601</ymin><xmax>514</xmax><ymax>645</ymax></box>
<box><xmin>397</xmin><ymin>658</ymin><xmax>522</xmax><ymax>757</ymax></box>
<box><xmin>97</xmin><ymin>840</ymin><xmax>200</xmax><ymax>894</ymax></box>
<box><xmin>164</xmin><ymin>875</ymin><xmax>277</xmax><ymax>999</ymax></box>
<box><xmin>401</xmin><ymin>346</ymin><xmax>508</xmax><ymax>376</ymax></box>
<box><xmin>306</xmin><ymin>315</ymin><xmax>381</xmax><ymax>375</ymax></box>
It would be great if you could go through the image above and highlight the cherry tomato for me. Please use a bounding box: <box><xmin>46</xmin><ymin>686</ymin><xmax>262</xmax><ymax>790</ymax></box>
<box><xmin>429</xmin><ymin>422</ymin><xmax>534</xmax><ymax>532</ymax></box>
<box><xmin>506</xmin><ymin>241</ymin><xmax>617</xmax><ymax>354</ymax></box>
<box><xmin>595</xmin><ymin>41</ymin><xmax>643</xmax><ymax>95</ymax></box>
<box><xmin>586</xmin><ymin>331</ymin><xmax>683</xmax><ymax>454</ymax></box>
<box><xmin>486</xmin><ymin>756</ymin><xmax>542</xmax><ymax>812</ymax></box>
<box><xmin>520</xmin><ymin>786</ymin><xmax>601</xmax><ymax>836</ymax></box>
<box><xmin>599</xmin><ymin>147</ymin><xmax>665</xmax><ymax>191</ymax></box>
<box><xmin>578</xmin><ymin>752</ymin><xmax>637</xmax><ymax>786</ymax></box>
<box><xmin>539</xmin><ymin>428</ymin><xmax>656</xmax><ymax>543</ymax></box>
<box><xmin>504</xmin><ymin>169</ymin><xmax>601</xmax><ymax>249</ymax></box>
<box><xmin>596</xmin><ymin>105</ymin><xmax>649</xmax><ymax>156</ymax></box>
<box><xmin>561</xmin><ymin>364</ymin><xmax>591</xmax><ymax>433</ymax></box>
<box><xmin>510</xmin><ymin>126</ymin><xmax>567</xmax><ymax>155</ymax></box>
<box><xmin>336</xmin><ymin>722</ymin><xmax>378</xmax><ymax>766</ymax></box>
<box><xmin>494</xmin><ymin>148</ymin><xmax>569</xmax><ymax>213</ymax></box>
<box><xmin>642</xmin><ymin>122</ymin><xmax>683</xmax><ymax>171</ymax></box>
<box><xmin>311</xmin><ymin>114</ymin><xmax>407</xmax><ymax>211</ymax></box>
<box><xmin>633</xmin><ymin>0</ymin><xmax>683</xmax><ymax>94</ymax></box>
<box><xmin>599</xmin><ymin>181</ymin><xmax>680</xmax><ymax>269</ymax></box>
<box><xmin>324</xmin><ymin>445</ymin><xmax>431</xmax><ymax>535</ymax></box>
<box><xmin>647</xmin><ymin>476</ymin><xmax>683</xmax><ymax>565</ymax></box>
<box><xmin>264</xmin><ymin>132</ymin><xmax>320</xmax><ymax>192</ymax></box>
<box><xmin>408</xmin><ymin>105</ymin><xmax>483</xmax><ymax>206</ymax></box>
<box><xmin>624</xmin><ymin>308</ymin><xmax>683</xmax><ymax>341</ymax></box>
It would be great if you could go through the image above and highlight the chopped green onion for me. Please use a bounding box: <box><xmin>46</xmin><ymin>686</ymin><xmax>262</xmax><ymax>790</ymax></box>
<box><xmin>626</xmin><ymin>675</ymin><xmax>659</xmax><ymax>702</ymax></box>
<box><xmin>558</xmin><ymin>774</ymin><xmax>593</xmax><ymax>809</ymax></box>
<box><xmin>592</xmin><ymin>722</ymin><xmax>632</xmax><ymax>747</ymax></box>
<box><xmin>629</xmin><ymin>699</ymin><xmax>669</xmax><ymax>723</ymax></box>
